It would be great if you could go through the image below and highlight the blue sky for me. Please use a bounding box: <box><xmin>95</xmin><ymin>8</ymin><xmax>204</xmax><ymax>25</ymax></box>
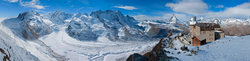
<box><xmin>1</xmin><ymin>0</ymin><xmax>250</xmax><ymax>21</ymax></box>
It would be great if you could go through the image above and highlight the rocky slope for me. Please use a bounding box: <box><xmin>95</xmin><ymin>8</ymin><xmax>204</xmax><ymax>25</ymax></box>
<box><xmin>66</xmin><ymin>20</ymin><xmax>98</xmax><ymax>41</ymax></box>
<box><xmin>18</xmin><ymin>11</ymin><xmax>51</xmax><ymax>40</ymax></box>
<box><xmin>90</xmin><ymin>10</ymin><xmax>148</xmax><ymax>41</ymax></box>
<box><xmin>48</xmin><ymin>10</ymin><xmax>73</xmax><ymax>24</ymax></box>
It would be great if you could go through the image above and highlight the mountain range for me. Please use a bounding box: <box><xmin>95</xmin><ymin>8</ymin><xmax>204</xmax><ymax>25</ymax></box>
<box><xmin>1</xmin><ymin>10</ymin><xmax>250</xmax><ymax>61</ymax></box>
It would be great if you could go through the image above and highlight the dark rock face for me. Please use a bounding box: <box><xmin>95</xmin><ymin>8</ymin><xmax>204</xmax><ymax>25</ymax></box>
<box><xmin>126</xmin><ymin>53</ymin><xmax>149</xmax><ymax>61</ymax></box>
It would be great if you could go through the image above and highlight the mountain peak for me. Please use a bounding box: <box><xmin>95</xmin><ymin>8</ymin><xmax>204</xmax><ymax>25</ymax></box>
<box><xmin>49</xmin><ymin>10</ymin><xmax>73</xmax><ymax>23</ymax></box>
<box><xmin>83</xmin><ymin>12</ymin><xmax>88</xmax><ymax>16</ymax></box>
<box><xmin>169</xmin><ymin>14</ymin><xmax>178</xmax><ymax>24</ymax></box>
<box><xmin>17</xmin><ymin>11</ymin><xmax>40</xmax><ymax>21</ymax></box>
<box><xmin>90</xmin><ymin>10</ymin><xmax>124</xmax><ymax>17</ymax></box>
<box><xmin>74</xmin><ymin>12</ymin><xmax>82</xmax><ymax>18</ymax></box>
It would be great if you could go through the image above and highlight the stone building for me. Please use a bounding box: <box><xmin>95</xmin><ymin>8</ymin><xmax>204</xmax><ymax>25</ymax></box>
<box><xmin>190</xmin><ymin>23</ymin><xmax>221</xmax><ymax>42</ymax></box>
<box><xmin>176</xmin><ymin>16</ymin><xmax>226</xmax><ymax>46</ymax></box>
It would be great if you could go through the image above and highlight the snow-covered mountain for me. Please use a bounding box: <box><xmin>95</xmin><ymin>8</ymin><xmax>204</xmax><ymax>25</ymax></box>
<box><xmin>90</xmin><ymin>10</ymin><xmax>148</xmax><ymax>41</ymax></box>
<box><xmin>0</xmin><ymin>33</ymin><xmax>39</xmax><ymax>61</ymax></box>
<box><xmin>211</xmin><ymin>18</ymin><xmax>220</xmax><ymax>24</ymax></box>
<box><xmin>2</xmin><ymin>10</ymin><xmax>250</xmax><ymax>61</ymax></box>
<box><xmin>0</xmin><ymin>17</ymin><xmax>66</xmax><ymax>61</ymax></box>
<box><xmin>66</xmin><ymin>20</ymin><xmax>98</xmax><ymax>41</ymax></box>
<box><xmin>196</xmin><ymin>17</ymin><xmax>221</xmax><ymax>24</ymax></box>
<box><xmin>18</xmin><ymin>11</ymin><xmax>51</xmax><ymax>40</ymax></box>
<box><xmin>169</xmin><ymin>14</ymin><xmax>179</xmax><ymax>24</ymax></box>
<box><xmin>194</xmin><ymin>17</ymin><xmax>250</xmax><ymax>26</ymax></box>
<box><xmin>0</xmin><ymin>10</ymin><xmax>162</xmax><ymax>61</ymax></box>
<box><xmin>138</xmin><ymin>15</ymin><xmax>188</xmax><ymax>38</ymax></box>
<box><xmin>48</xmin><ymin>10</ymin><xmax>73</xmax><ymax>24</ymax></box>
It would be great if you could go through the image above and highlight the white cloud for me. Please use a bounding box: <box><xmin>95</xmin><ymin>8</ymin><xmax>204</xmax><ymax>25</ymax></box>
<box><xmin>2</xmin><ymin>3</ymin><xmax>11</xmax><ymax>5</ymax></box>
<box><xmin>132</xmin><ymin>14</ymin><xmax>190</xmax><ymax>21</ymax></box>
<box><xmin>205</xmin><ymin>3</ymin><xmax>250</xmax><ymax>19</ymax></box>
<box><xmin>114</xmin><ymin>5</ymin><xmax>137</xmax><ymax>10</ymax></box>
<box><xmin>77</xmin><ymin>7</ymin><xmax>84</xmax><ymax>11</ymax></box>
<box><xmin>33</xmin><ymin>9</ymin><xmax>44</xmax><ymax>12</ymax></box>
<box><xmin>19</xmin><ymin>0</ymin><xmax>46</xmax><ymax>9</ymax></box>
<box><xmin>215</xmin><ymin>5</ymin><xmax>224</xmax><ymax>8</ymax></box>
<box><xmin>165</xmin><ymin>0</ymin><xmax>208</xmax><ymax>15</ymax></box>
<box><xmin>3</xmin><ymin>0</ymin><xmax>18</xmax><ymax>3</ymax></box>
<box><xmin>164</xmin><ymin>0</ymin><xmax>250</xmax><ymax>19</ymax></box>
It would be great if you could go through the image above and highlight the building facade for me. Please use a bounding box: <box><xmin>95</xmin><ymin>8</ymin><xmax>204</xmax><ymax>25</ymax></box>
<box><xmin>190</xmin><ymin>23</ymin><xmax>221</xmax><ymax>42</ymax></box>
<box><xmin>192</xmin><ymin>34</ymin><xmax>206</xmax><ymax>46</ymax></box>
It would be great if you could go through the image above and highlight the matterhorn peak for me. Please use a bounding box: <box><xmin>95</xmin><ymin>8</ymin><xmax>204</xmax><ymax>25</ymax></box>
<box><xmin>169</xmin><ymin>14</ymin><xmax>178</xmax><ymax>24</ymax></box>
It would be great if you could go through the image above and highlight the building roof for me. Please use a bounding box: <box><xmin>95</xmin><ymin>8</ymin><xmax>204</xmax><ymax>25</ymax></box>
<box><xmin>195</xmin><ymin>34</ymin><xmax>206</xmax><ymax>41</ymax></box>
<box><xmin>192</xmin><ymin>23</ymin><xmax>221</xmax><ymax>31</ymax></box>
<box><xmin>194</xmin><ymin>23</ymin><xmax>219</xmax><ymax>27</ymax></box>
